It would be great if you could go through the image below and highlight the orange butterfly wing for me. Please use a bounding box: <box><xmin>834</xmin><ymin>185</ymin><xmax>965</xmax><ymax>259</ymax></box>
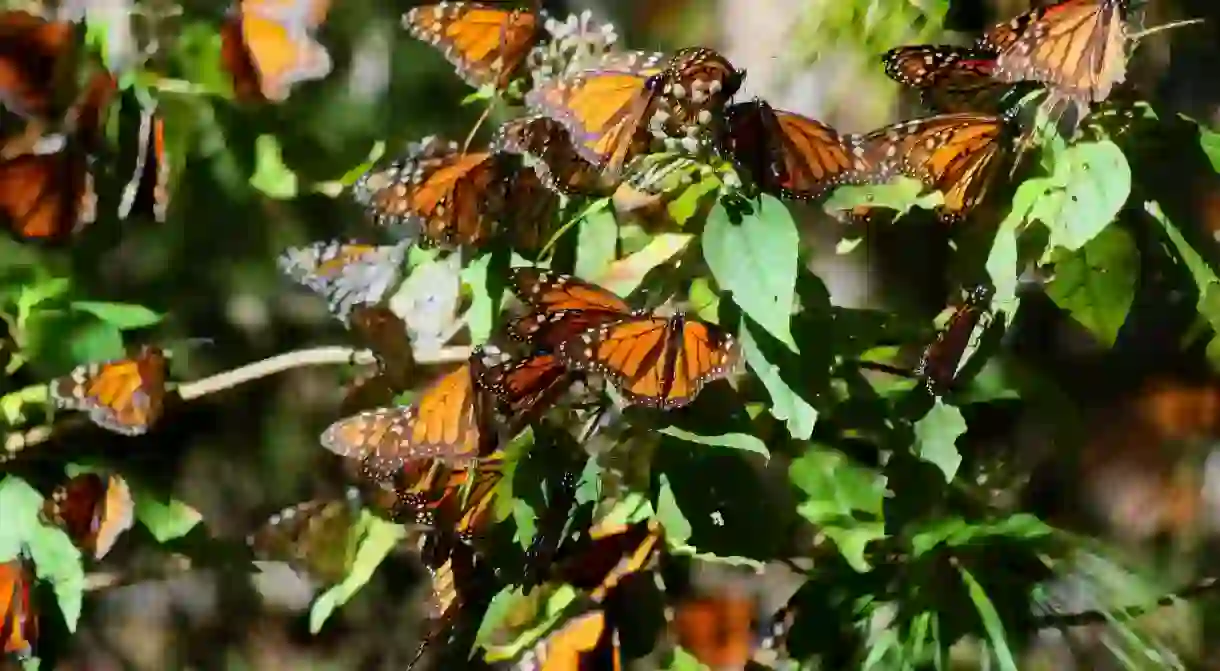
<box><xmin>516</xmin><ymin>610</ymin><xmax>621</xmax><ymax>671</ymax></box>
<box><xmin>403</xmin><ymin>3</ymin><xmax>541</xmax><ymax>90</ymax></box>
<box><xmin>42</xmin><ymin>472</ymin><xmax>135</xmax><ymax>560</ymax></box>
<box><xmin>0</xmin><ymin>11</ymin><xmax>75</xmax><ymax>119</ymax></box>
<box><xmin>723</xmin><ymin>99</ymin><xmax>857</xmax><ymax>200</ymax></box>
<box><xmin>493</xmin><ymin>115</ymin><xmax>609</xmax><ymax>197</ymax></box>
<box><xmin>51</xmin><ymin>346</ymin><xmax>168</xmax><ymax>435</ymax></box>
<box><xmin>508</xmin><ymin>268</ymin><xmax>637</xmax><ymax>349</ymax></box>
<box><xmin>670</xmin><ymin>591</ymin><xmax>758</xmax><ymax>670</ymax></box>
<box><xmin>0</xmin><ymin>560</ymin><xmax>36</xmax><ymax>660</ymax></box>
<box><xmin>480</xmin><ymin>352</ymin><xmax>573</xmax><ymax>428</ymax></box>
<box><xmin>557</xmin><ymin>315</ymin><xmax>738</xmax><ymax>409</ymax></box>
<box><xmin>221</xmin><ymin>0</ymin><xmax>332</xmax><ymax>103</ymax></box>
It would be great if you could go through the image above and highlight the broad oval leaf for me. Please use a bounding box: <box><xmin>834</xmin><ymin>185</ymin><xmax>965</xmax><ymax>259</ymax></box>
<box><xmin>913</xmin><ymin>401</ymin><xmax>966</xmax><ymax>483</ymax></box>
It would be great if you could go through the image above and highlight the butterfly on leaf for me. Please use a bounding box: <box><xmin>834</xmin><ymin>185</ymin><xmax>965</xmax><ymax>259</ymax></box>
<box><xmin>882</xmin><ymin>45</ymin><xmax>1013</xmax><ymax>114</ymax></box>
<box><xmin>41</xmin><ymin>472</ymin><xmax>135</xmax><ymax>560</ymax></box>
<box><xmin>219</xmin><ymin>0</ymin><xmax>333</xmax><ymax>103</ymax></box>
<box><xmin>320</xmin><ymin>348</ymin><xmax>501</xmax><ymax>481</ymax></box>
<box><xmin>721</xmin><ymin>98</ymin><xmax>859</xmax><ymax>201</ymax></box>
<box><xmin>277</xmin><ymin>238</ymin><xmax>408</xmax><ymax>324</ymax></box>
<box><xmin>916</xmin><ymin>285</ymin><xmax>994</xmax><ymax>395</ymax></box>
<box><xmin>846</xmin><ymin>112</ymin><xmax>1014</xmax><ymax>222</ymax></box>
<box><xmin>402</xmin><ymin>2</ymin><xmax>545</xmax><ymax>92</ymax></box>
<box><xmin>50</xmin><ymin>345</ymin><xmax>168</xmax><ymax>435</ymax></box>
<box><xmin>978</xmin><ymin>0</ymin><xmax>1128</xmax><ymax>108</ymax></box>
<box><xmin>0</xmin><ymin>559</ymin><xmax>36</xmax><ymax>660</ymax></box>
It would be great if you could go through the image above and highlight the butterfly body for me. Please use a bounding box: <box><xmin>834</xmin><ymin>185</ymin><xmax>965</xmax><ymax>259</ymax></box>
<box><xmin>51</xmin><ymin>345</ymin><xmax>168</xmax><ymax>435</ymax></box>
<box><xmin>722</xmin><ymin>99</ymin><xmax>857</xmax><ymax>200</ymax></box>
<box><xmin>916</xmin><ymin>285</ymin><xmax>994</xmax><ymax>395</ymax></box>
<box><xmin>403</xmin><ymin>3</ymin><xmax>543</xmax><ymax>91</ymax></box>
<box><xmin>42</xmin><ymin>472</ymin><xmax>135</xmax><ymax>560</ymax></box>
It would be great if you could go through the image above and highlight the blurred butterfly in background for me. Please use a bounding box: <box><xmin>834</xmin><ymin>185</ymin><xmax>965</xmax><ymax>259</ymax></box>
<box><xmin>50</xmin><ymin>344</ymin><xmax>168</xmax><ymax>436</ymax></box>
<box><xmin>512</xmin><ymin>609</ymin><xmax>621</xmax><ymax>671</ymax></box>
<box><xmin>978</xmin><ymin>0</ymin><xmax>1129</xmax><ymax>109</ymax></box>
<box><xmin>847</xmin><ymin>112</ymin><xmax>1014</xmax><ymax>221</ymax></box>
<box><xmin>389</xmin><ymin>253</ymin><xmax>467</xmax><ymax>356</ymax></box>
<box><xmin>220</xmin><ymin>0</ymin><xmax>333</xmax><ymax>103</ymax></box>
<box><xmin>402</xmin><ymin>2</ymin><xmax>545</xmax><ymax>93</ymax></box>
<box><xmin>0</xmin><ymin>70</ymin><xmax>114</xmax><ymax>242</ymax></box>
<box><xmin>247</xmin><ymin>487</ymin><xmax>371</xmax><ymax>586</ymax></box>
<box><xmin>320</xmin><ymin>348</ymin><xmax>500</xmax><ymax>481</ymax></box>
<box><xmin>882</xmin><ymin>45</ymin><xmax>1013</xmax><ymax>114</ymax></box>
<box><xmin>41</xmin><ymin>472</ymin><xmax>136</xmax><ymax>560</ymax></box>
<box><xmin>916</xmin><ymin>285</ymin><xmax>994</xmax><ymax>395</ymax></box>
<box><xmin>492</xmin><ymin>114</ymin><xmax>610</xmax><ymax>197</ymax></box>
<box><xmin>277</xmin><ymin>238</ymin><xmax>408</xmax><ymax>324</ymax></box>
<box><xmin>721</xmin><ymin>98</ymin><xmax>859</xmax><ymax>201</ymax></box>
<box><xmin>667</xmin><ymin>584</ymin><xmax>761</xmax><ymax>670</ymax></box>
<box><xmin>117</xmin><ymin>107</ymin><xmax>170</xmax><ymax>223</ymax></box>
<box><xmin>0</xmin><ymin>10</ymin><xmax>79</xmax><ymax>120</ymax></box>
<box><xmin>0</xmin><ymin>559</ymin><xmax>36</xmax><ymax>660</ymax></box>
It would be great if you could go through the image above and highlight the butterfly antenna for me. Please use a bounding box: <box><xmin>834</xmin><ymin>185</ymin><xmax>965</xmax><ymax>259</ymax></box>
<box><xmin>462</xmin><ymin>106</ymin><xmax>493</xmax><ymax>153</ymax></box>
<box><xmin>1129</xmin><ymin>17</ymin><xmax>1204</xmax><ymax>40</ymax></box>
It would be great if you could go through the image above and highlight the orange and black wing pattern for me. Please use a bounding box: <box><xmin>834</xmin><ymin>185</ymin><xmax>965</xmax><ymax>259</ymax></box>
<box><xmin>0</xmin><ymin>560</ymin><xmax>36</xmax><ymax>661</ymax></box>
<box><xmin>502</xmin><ymin>167</ymin><xmax>561</xmax><ymax>253</ymax></box>
<box><xmin>354</xmin><ymin>137</ymin><xmax>504</xmax><ymax>248</ymax></box>
<box><xmin>649</xmin><ymin>47</ymin><xmax>743</xmax><ymax>135</ymax></box>
<box><xmin>494</xmin><ymin>115</ymin><xmax>609</xmax><ymax>197</ymax></box>
<box><xmin>556</xmin><ymin>314</ymin><xmax>739</xmax><ymax>409</ymax></box>
<box><xmin>277</xmin><ymin>238</ymin><xmax>408</xmax><ymax>324</ymax></box>
<box><xmin>882</xmin><ymin>45</ymin><xmax>1010</xmax><ymax>113</ymax></box>
<box><xmin>984</xmin><ymin>0</ymin><xmax>1127</xmax><ymax>105</ymax></box>
<box><xmin>50</xmin><ymin>345</ymin><xmax>168</xmax><ymax>435</ymax></box>
<box><xmin>320</xmin><ymin>351</ymin><xmax>494</xmax><ymax>480</ymax></box>
<box><xmin>220</xmin><ymin>0</ymin><xmax>333</xmax><ymax>103</ymax></box>
<box><xmin>722</xmin><ymin>99</ymin><xmax>857</xmax><ymax>200</ymax></box>
<box><xmin>403</xmin><ymin>3</ymin><xmax>543</xmax><ymax>91</ymax></box>
<box><xmin>479</xmin><ymin>351</ymin><xmax>574</xmax><ymax>426</ymax></box>
<box><xmin>0</xmin><ymin>10</ymin><xmax>77</xmax><ymax>119</ymax></box>
<box><xmin>848</xmin><ymin>112</ymin><xmax>1012</xmax><ymax>221</ymax></box>
<box><xmin>507</xmin><ymin>268</ymin><xmax>635</xmax><ymax>349</ymax></box>
<box><xmin>42</xmin><ymin>472</ymin><xmax>135</xmax><ymax>560</ymax></box>
<box><xmin>916</xmin><ymin>285</ymin><xmax>993</xmax><ymax>395</ymax></box>
<box><xmin>668</xmin><ymin>590</ymin><xmax>759</xmax><ymax>670</ymax></box>
<box><xmin>526</xmin><ymin>50</ymin><xmax>667</xmax><ymax>178</ymax></box>
<box><xmin>513</xmin><ymin>610</ymin><xmax>622</xmax><ymax>671</ymax></box>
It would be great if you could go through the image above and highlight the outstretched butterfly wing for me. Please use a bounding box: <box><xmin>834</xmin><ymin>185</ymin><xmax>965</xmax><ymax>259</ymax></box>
<box><xmin>277</xmin><ymin>238</ymin><xmax>408</xmax><ymax>324</ymax></box>
<box><xmin>0</xmin><ymin>10</ymin><xmax>77</xmax><ymax>119</ymax></box>
<box><xmin>402</xmin><ymin>3</ymin><xmax>543</xmax><ymax>91</ymax></box>
<box><xmin>50</xmin><ymin>345</ymin><xmax>168</xmax><ymax>435</ymax></box>
<box><xmin>494</xmin><ymin>115</ymin><xmax>611</xmax><ymax>197</ymax></box>
<box><xmin>507</xmin><ymin>268</ymin><xmax>636</xmax><ymax>349</ymax></box>
<box><xmin>882</xmin><ymin>45</ymin><xmax>1009</xmax><ymax>113</ymax></box>
<box><xmin>219</xmin><ymin>0</ymin><xmax>333</xmax><ymax>103</ymax></box>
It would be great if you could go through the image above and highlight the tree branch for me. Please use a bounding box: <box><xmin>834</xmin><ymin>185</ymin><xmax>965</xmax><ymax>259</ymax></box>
<box><xmin>2</xmin><ymin>344</ymin><xmax>473</xmax><ymax>459</ymax></box>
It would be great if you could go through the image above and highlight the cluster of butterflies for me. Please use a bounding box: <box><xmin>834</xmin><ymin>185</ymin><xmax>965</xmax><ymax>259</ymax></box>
<box><xmin>0</xmin><ymin>0</ymin><xmax>1160</xmax><ymax>666</ymax></box>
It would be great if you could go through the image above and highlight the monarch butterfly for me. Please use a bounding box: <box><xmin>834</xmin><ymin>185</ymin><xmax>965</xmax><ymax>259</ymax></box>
<box><xmin>0</xmin><ymin>560</ymin><xmax>36</xmax><ymax>660</ymax></box>
<box><xmin>552</xmin><ymin>518</ymin><xmax>663</xmax><ymax>603</ymax></box>
<box><xmin>277</xmin><ymin>239</ymin><xmax>408</xmax><ymax>324</ymax></box>
<box><xmin>247</xmin><ymin>487</ymin><xmax>365</xmax><ymax>585</ymax></box>
<box><xmin>412</xmin><ymin>541</ymin><xmax>498</xmax><ymax>671</ymax></box>
<box><xmin>721</xmin><ymin>99</ymin><xmax>858</xmax><ymax>200</ymax></box>
<box><xmin>881</xmin><ymin>45</ymin><xmax>1012</xmax><ymax>114</ymax></box>
<box><xmin>480</xmin><ymin>352</ymin><xmax>574</xmax><ymax>428</ymax></box>
<box><xmin>513</xmin><ymin>610</ymin><xmax>621</xmax><ymax>671</ymax></box>
<box><xmin>402</xmin><ymin>3</ymin><xmax>544</xmax><ymax>91</ymax></box>
<box><xmin>848</xmin><ymin>112</ymin><xmax>1013</xmax><ymax>221</ymax></box>
<box><xmin>219</xmin><ymin>0</ymin><xmax>332</xmax><ymax>103</ymax></box>
<box><xmin>0</xmin><ymin>70</ymin><xmax>114</xmax><ymax>242</ymax></box>
<box><xmin>50</xmin><ymin>345</ymin><xmax>168</xmax><ymax>435</ymax></box>
<box><xmin>507</xmin><ymin>268</ymin><xmax>638</xmax><ymax>349</ymax></box>
<box><xmin>41</xmin><ymin>472</ymin><xmax>135</xmax><ymax>560</ymax></box>
<box><xmin>502</xmin><ymin>167</ymin><xmax>562</xmax><ymax>253</ymax></box>
<box><xmin>118</xmin><ymin>109</ymin><xmax>169</xmax><ymax>223</ymax></box>
<box><xmin>0</xmin><ymin>10</ymin><xmax>78</xmax><ymax>119</ymax></box>
<box><xmin>916</xmin><ymin>285</ymin><xmax>993</xmax><ymax>395</ymax></box>
<box><xmin>980</xmin><ymin>0</ymin><xmax>1128</xmax><ymax>106</ymax></box>
<box><xmin>320</xmin><ymin>350</ymin><xmax>498</xmax><ymax>481</ymax></box>
<box><xmin>493</xmin><ymin>115</ymin><xmax>609</xmax><ymax>197</ymax></box>
<box><xmin>669</xmin><ymin>590</ymin><xmax>759</xmax><ymax>670</ymax></box>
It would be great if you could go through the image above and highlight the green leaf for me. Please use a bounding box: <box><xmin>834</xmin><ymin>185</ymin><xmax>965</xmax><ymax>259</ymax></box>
<box><xmin>657</xmin><ymin>426</ymin><xmax>769</xmax><ymax>457</ymax></box>
<box><xmin>26</xmin><ymin>522</ymin><xmax>84</xmax><ymax>632</ymax></box>
<box><xmin>823</xmin><ymin>177</ymin><xmax>942</xmax><ymax>217</ymax></box>
<box><xmin>704</xmin><ymin>196</ymin><xmax>798</xmax><ymax>350</ymax></box>
<box><xmin>460</xmin><ymin>254</ymin><xmax>498</xmax><ymax>345</ymax></box>
<box><xmin>0</xmin><ymin>476</ymin><xmax>42</xmax><ymax>560</ymax></box>
<box><xmin>913</xmin><ymin>401</ymin><xmax>966</xmax><ymax>482</ymax></box>
<box><xmin>654</xmin><ymin>474</ymin><xmax>693</xmax><ymax>546</ymax></box>
<box><xmin>16</xmin><ymin>277</ymin><xmax>70</xmax><ymax>322</ymax></box>
<box><xmin>574</xmin><ymin>204</ymin><xmax>618</xmax><ymax>281</ymax></box>
<box><xmin>250</xmin><ymin>135</ymin><xmax>299</xmax><ymax>199</ymax></box>
<box><xmin>1030</xmin><ymin>140</ymin><xmax>1130</xmax><ymax>252</ymax></box>
<box><xmin>595</xmin><ymin>234</ymin><xmax>693</xmax><ymax>297</ymax></box>
<box><xmin>309</xmin><ymin>514</ymin><xmax>407</xmax><ymax>633</ymax></box>
<box><xmin>739</xmin><ymin>322</ymin><xmax>817</xmax><ymax>439</ymax></box>
<box><xmin>957</xmin><ymin>565</ymin><xmax>1020</xmax><ymax>671</ymax></box>
<box><xmin>1145</xmin><ymin>202</ymin><xmax>1220</xmax><ymax>348</ymax></box>
<box><xmin>911</xmin><ymin>514</ymin><xmax>1053</xmax><ymax>558</ymax></box>
<box><xmin>789</xmin><ymin>447</ymin><xmax>886</xmax><ymax>572</ymax></box>
<box><xmin>133</xmin><ymin>490</ymin><xmax>203</xmax><ymax>542</ymax></box>
<box><xmin>1196</xmin><ymin>122</ymin><xmax>1220</xmax><ymax>173</ymax></box>
<box><xmin>70</xmin><ymin>301</ymin><xmax>164</xmax><ymax>330</ymax></box>
<box><xmin>1044</xmin><ymin>225</ymin><xmax>1137</xmax><ymax>347</ymax></box>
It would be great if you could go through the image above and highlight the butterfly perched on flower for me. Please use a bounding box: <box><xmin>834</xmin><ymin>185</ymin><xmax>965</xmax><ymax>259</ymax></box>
<box><xmin>0</xmin><ymin>70</ymin><xmax>114</xmax><ymax>242</ymax></box>
<box><xmin>41</xmin><ymin>472</ymin><xmax>135</xmax><ymax>560</ymax></box>
<box><xmin>402</xmin><ymin>2</ymin><xmax>545</xmax><ymax>92</ymax></box>
<box><xmin>247</xmin><ymin>487</ymin><xmax>365</xmax><ymax>585</ymax></box>
<box><xmin>50</xmin><ymin>345</ymin><xmax>168</xmax><ymax>436</ymax></box>
<box><xmin>320</xmin><ymin>348</ymin><xmax>501</xmax><ymax>481</ymax></box>
<box><xmin>118</xmin><ymin>108</ymin><xmax>170</xmax><ymax>223</ymax></box>
<box><xmin>978</xmin><ymin>0</ymin><xmax>1128</xmax><ymax>108</ymax></box>
<box><xmin>0</xmin><ymin>10</ymin><xmax>79</xmax><ymax>119</ymax></box>
<box><xmin>277</xmin><ymin>238</ymin><xmax>408</xmax><ymax>324</ymax></box>
<box><xmin>882</xmin><ymin>45</ymin><xmax>1012</xmax><ymax>114</ymax></box>
<box><xmin>0</xmin><ymin>559</ymin><xmax>36</xmax><ymax>660</ymax></box>
<box><xmin>916</xmin><ymin>285</ymin><xmax>994</xmax><ymax>395</ymax></box>
<box><xmin>721</xmin><ymin>98</ymin><xmax>859</xmax><ymax>201</ymax></box>
<box><xmin>847</xmin><ymin>112</ymin><xmax>1014</xmax><ymax>221</ymax></box>
<box><xmin>493</xmin><ymin>115</ymin><xmax>610</xmax><ymax>197</ymax></box>
<box><xmin>219</xmin><ymin>0</ymin><xmax>333</xmax><ymax>103</ymax></box>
